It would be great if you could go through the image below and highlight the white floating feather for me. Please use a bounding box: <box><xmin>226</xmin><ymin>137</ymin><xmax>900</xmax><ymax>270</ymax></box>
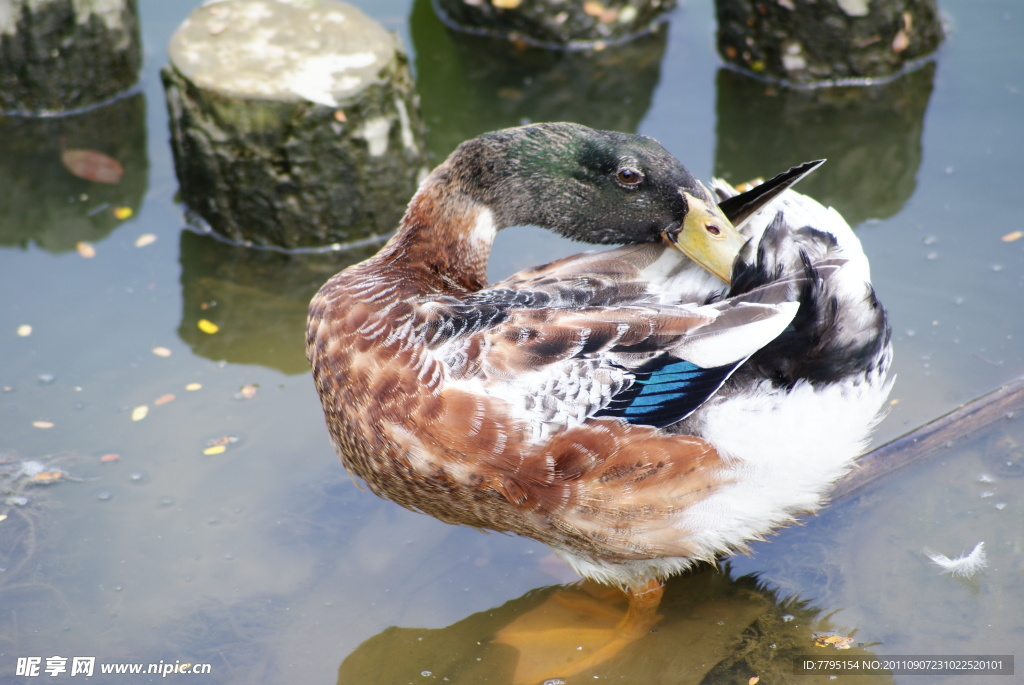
<box><xmin>925</xmin><ymin>541</ymin><xmax>988</xmax><ymax>578</ymax></box>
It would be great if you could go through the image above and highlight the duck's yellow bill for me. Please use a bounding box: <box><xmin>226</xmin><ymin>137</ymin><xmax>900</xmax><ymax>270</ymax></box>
<box><xmin>662</xmin><ymin>192</ymin><xmax>746</xmax><ymax>284</ymax></box>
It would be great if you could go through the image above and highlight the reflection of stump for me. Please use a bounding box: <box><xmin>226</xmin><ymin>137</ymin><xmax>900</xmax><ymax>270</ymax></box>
<box><xmin>716</xmin><ymin>0</ymin><xmax>943</xmax><ymax>85</ymax></box>
<box><xmin>433</xmin><ymin>0</ymin><xmax>676</xmax><ymax>47</ymax></box>
<box><xmin>714</xmin><ymin>62</ymin><xmax>936</xmax><ymax>225</ymax></box>
<box><xmin>0</xmin><ymin>94</ymin><xmax>148</xmax><ymax>251</ymax></box>
<box><xmin>412</xmin><ymin>0</ymin><xmax>668</xmax><ymax>160</ymax></box>
<box><xmin>161</xmin><ymin>0</ymin><xmax>425</xmax><ymax>249</ymax></box>
<box><xmin>177</xmin><ymin>230</ymin><xmax>376</xmax><ymax>374</ymax></box>
<box><xmin>0</xmin><ymin>0</ymin><xmax>141</xmax><ymax>113</ymax></box>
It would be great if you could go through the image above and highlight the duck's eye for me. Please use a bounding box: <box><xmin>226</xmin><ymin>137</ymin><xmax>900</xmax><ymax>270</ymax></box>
<box><xmin>615</xmin><ymin>168</ymin><xmax>643</xmax><ymax>187</ymax></box>
<box><xmin>706</xmin><ymin>224</ymin><xmax>721</xmax><ymax>236</ymax></box>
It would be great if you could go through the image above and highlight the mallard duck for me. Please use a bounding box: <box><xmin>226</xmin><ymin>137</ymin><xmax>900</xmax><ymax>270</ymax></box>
<box><xmin>307</xmin><ymin>122</ymin><xmax>891</xmax><ymax>680</ymax></box>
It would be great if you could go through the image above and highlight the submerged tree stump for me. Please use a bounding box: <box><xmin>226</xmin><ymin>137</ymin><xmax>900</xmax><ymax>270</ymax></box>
<box><xmin>0</xmin><ymin>0</ymin><xmax>141</xmax><ymax>113</ymax></box>
<box><xmin>434</xmin><ymin>0</ymin><xmax>676</xmax><ymax>47</ymax></box>
<box><xmin>716</xmin><ymin>0</ymin><xmax>944</xmax><ymax>85</ymax></box>
<box><xmin>162</xmin><ymin>0</ymin><xmax>425</xmax><ymax>249</ymax></box>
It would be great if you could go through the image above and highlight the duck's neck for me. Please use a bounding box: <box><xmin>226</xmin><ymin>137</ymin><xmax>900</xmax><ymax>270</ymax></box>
<box><xmin>377</xmin><ymin>176</ymin><xmax>497</xmax><ymax>293</ymax></box>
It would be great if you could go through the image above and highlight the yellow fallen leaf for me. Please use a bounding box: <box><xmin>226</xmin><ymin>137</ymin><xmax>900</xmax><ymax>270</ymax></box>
<box><xmin>203</xmin><ymin>445</ymin><xmax>227</xmax><ymax>455</ymax></box>
<box><xmin>154</xmin><ymin>393</ymin><xmax>176</xmax><ymax>406</ymax></box>
<box><xmin>236</xmin><ymin>384</ymin><xmax>259</xmax><ymax>399</ymax></box>
<box><xmin>135</xmin><ymin>233</ymin><xmax>157</xmax><ymax>247</ymax></box>
<box><xmin>813</xmin><ymin>634</ymin><xmax>854</xmax><ymax>649</ymax></box>
<box><xmin>583</xmin><ymin>1</ymin><xmax>605</xmax><ymax>16</ymax></box>
<box><xmin>1001</xmin><ymin>230</ymin><xmax>1022</xmax><ymax>242</ymax></box>
<box><xmin>749</xmin><ymin>678</ymin><xmax>760</xmax><ymax>685</ymax></box>
<box><xmin>32</xmin><ymin>420</ymin><xmax>55</xmax><ymax>429</ymax></box>
<box><xmin>100</xmin><ymin>453</ymin><xmax>121</xmax><ymax>463</ymax></box>
<box><xmin>17</xmin><ymin>324</ymin><xmax>32</xmax><ymax>337</ymax></box>
<box><xmin>197</xmin><ymin>319</ymin><xmax>219</xmax><ymax>334</ymax></box>
<box><xmin>492</xmin><ymin>0</ymin><xmax>521</xmax><ymax>7</ymax></box>
<box><xmin>185</xmin><ymin>383</ymin><xmax>203</xmax><ymax>391</ymax></box>
<box><xmin>0</xmin><ymin>514</ymin><xmax>7</xmax><ymax>522</ymax></box>
<box><xmin>131</xmin><ymin>405</ymin><xmax>149</xmax><ymax>421</ymax></box>
<box><xmin>114</xmin><ymin>206</ymin><xmax>134</xmax><ymax>220</ymax></box>
<box><xmin>76</xmin><ymin>242</ymin><xmax>96</xmax><ymax>258</ymax></box>
<box><xmin>152</xmin><ymin>346</ymin><xmax>172</xmax><ymax>357</ymax></box>
<box><xmin>32</xmin><ymin>471</ymin><xmax>63</xmax><ymax>484</ymax></box>
<box><xmin>333</xmin><ymin>109</ymin><xmax>347</xmax><ymax>122</ymax></box>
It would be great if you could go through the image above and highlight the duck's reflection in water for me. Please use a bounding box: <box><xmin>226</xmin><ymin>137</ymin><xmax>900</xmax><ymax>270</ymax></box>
<box><xmin>338</xmin><ymin>563</ymin><xmax>893</xmax><ymax>685</ymax></box>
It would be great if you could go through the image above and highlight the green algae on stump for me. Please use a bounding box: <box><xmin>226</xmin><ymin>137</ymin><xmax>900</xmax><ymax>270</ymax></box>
<box><xmin>162</xmin><ymin>0</ymin><xmax>425</xmax><ymax>249</ymax></box>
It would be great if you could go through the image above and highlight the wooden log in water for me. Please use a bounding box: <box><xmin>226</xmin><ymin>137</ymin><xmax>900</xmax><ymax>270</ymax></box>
<box><xmin>715</xmin><ymin>0</ymin><xmax>943</xmax><ymax>85</ymax></box>
<box><xmin>0</xmin><ymin>0</ymin><xmax>141</xmax><ymax>113</ymax></box>
<box><xmin>161</xmin><ymin>0</ymin><xmax>426</xmax><ymax>249</ymax></box>
<box><xmin>830</xmin><ymin>378</ymin><xmax>1024</xmax><ymax>502</ymax></box>
<box><xmin>433</xmin><ymin>0</ymin><xmax>676</xmax><ymax>48</ymax></box>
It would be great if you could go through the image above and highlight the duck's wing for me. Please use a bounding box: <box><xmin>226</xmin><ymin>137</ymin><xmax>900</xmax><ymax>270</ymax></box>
<box><xmin>717</xmin><ymin>159</ymin><xmax>825</xmax><ymax>230</ymax></box>
<box><xmin>488</xmin><ymin>243</ymin><xmax>727</xmax><ymax>310</ymax></box>
<box><xmin>427</xmin><ymin>273</ymin><xmax>802</xmax><ymax>437</ymax></box>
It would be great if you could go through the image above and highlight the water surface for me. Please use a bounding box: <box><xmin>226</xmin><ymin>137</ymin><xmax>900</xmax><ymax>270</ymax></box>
<box><xmin>1</xmin><ymin>0</ymin><xmax>1022</xmax><ymax>682</ymax></box>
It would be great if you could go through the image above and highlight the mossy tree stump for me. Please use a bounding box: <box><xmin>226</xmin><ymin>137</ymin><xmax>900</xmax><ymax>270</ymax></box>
<box><xmin>0</xmin><ymin>0</ymin><xmax>141</xmax><ymax>113</ymax></box>
<box><xmin>162</xmin><ymin>0</ymin><xmax>425</xmax><ymax>249</ymax></box>
<box><xmin>716</xmin><ymin>0</ymin><xmax>944</xmax><ymax>85</ymax></box>
<box><xmin>434</xmin><ymin>0</ymin><xmax>676</xmax><ymax>47</ymax></box>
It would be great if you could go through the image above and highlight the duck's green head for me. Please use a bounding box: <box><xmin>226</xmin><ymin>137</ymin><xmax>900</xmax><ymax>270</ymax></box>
<box><xmin>447</xmin><ymin>122</ymin><xmax>745</xmax><ymax>282</ymax></box>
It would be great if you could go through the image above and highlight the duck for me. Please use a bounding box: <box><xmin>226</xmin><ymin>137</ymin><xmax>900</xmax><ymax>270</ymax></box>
<box><xmin>306</xmin><ymin>122</ymin><xmax>892</xmax><ymax>681</ymax></box>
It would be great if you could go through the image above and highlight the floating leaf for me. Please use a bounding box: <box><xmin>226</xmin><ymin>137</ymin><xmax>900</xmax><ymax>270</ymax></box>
<box><xmin>203</xmin><ymin>445</ymin><xmax>227</xmax><ymax>456</ymax></box>
<box><xmin>154</xmin><ymin>393</ymin><xmax>176</xmax><ymax>406</ymax></box>
<box><xmin>892</xmin><ymin>28</ymin><xmax>910</xmax><ymax>53</ymax></box>
<box><xmin>197</xmin><ymin>319</ymin><xmax>219</xmax><ymax>334</ymax></box>
<box><xmin>61</xmin><ymin>148</ymin><xmax>124</xmax><ymax>184</ymax></box>
<box><xmin>749</xmin><ymin>678</ymin><xmax>760</xmax><ymax>685</ymax></box>
<box><xmin>152</xmin><ymin>346</ymin><xmax>172</xmax><ymax>357</ymax></box>
<box><xmin>207</xmin><ymin>435</ymin><xmax>240</xmax><ymax>447</ymax></box>
<box><xmin>0</xmin><ymin>514</ymin><xmax>7</xmax><ymax>522</ymax></box>
<box><xmin>17</xmin><ymin>324</ymin><xmax>32</xmax><ymax>337</ymax></box>
<box><xmin>32</xmin><ymin>420</ymin><xmax>55</xmax><ymax>429</ymax></box>
<box><xmin>333</xmin><ymin>109</ymin><xmax>347</xmax><ymax>123</ymax></box>
<box><xmin>1001</xmin><ymin>230</ymin><xmax>1022</xmax><ymax>242</ymax></box>
<box><xmin>76</xmin><ymin>242</ymin><xmax>96</xmax><ymax>258</ymax></box>
<box><xmin>185</xmin><ymin>382</ymin><xmax>203</xmax><ymax>391</ymax></box>
<box><xmin>114</xmin><ymin>206</ymin><xmax>134</xmax><ymax>220</ymax></box>
<box><xmin>32</xmin><ymin>471</ymin><xmax>64</xmax><ymax>484</ymax></box>
<box><xmin>131</xmin><ymin>405</ymin><xmax>149</xmax><ymax>421</ymax></box>
<box><xmin>235</xmin><ymin>384</ymin><xmax>259</xmax><ymax>400</ymax></box>
<box><xmin>813</xmin><ymin>634</ymin><xmax>854</xmax><ymax>649</ymax></box>
<box><xmin>492</xmin><ymin>0</ymin><xmax>521</xmax><ymax>7</ymax></box>
<box><xmin>100</xmin><ymin>453</ymin><xmax>121</xmax><ymax>463</ymax></box>
<box><xmin>135</xmin><ymin>233</ymin><xmax>157</xmax><ymax>247</ymax></box>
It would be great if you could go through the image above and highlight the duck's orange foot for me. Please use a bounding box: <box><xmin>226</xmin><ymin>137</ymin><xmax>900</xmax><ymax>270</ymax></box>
<box><xmin>493</xmin><ymin>579</ymin><xmax>664</xmax><ymax>685</ymax></box>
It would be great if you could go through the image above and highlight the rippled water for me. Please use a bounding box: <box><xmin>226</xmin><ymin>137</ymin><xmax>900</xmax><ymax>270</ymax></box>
<box><xmin>1</xmin><ymin>0</ymin><xmax>1022</xmax><ymax>683</ymax></box>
